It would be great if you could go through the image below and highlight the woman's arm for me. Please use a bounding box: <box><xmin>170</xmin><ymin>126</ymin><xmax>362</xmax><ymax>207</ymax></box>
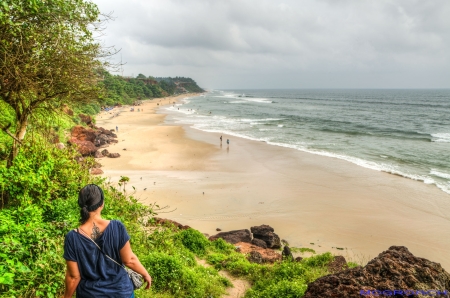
<box><xmin>120</xmin><ymin>241</ymin><xmax>152</xmax><ymax>289</ymax></box>
<box><xmin>64</xmin><ymin>261</ymin><xmax>81</xmax><ymax>298</ymax></box>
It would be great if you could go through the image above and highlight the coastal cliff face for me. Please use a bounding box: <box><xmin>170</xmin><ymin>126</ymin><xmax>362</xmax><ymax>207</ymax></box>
<box><xmin>303</xmin><ymin>246</ymin><xmax>450</xmax><ymax>298</ymax></box>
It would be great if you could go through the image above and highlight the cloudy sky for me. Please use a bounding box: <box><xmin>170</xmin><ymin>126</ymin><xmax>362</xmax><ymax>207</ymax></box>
<box><xmin>92</xmin><ymin>0</ymin><xmax>450</xmax><ymax>89</ymax></box>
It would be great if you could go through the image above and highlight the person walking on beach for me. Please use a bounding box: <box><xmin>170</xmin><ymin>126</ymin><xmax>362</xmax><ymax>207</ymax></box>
<box><xmin>227</xmin><ymin>139</ymin><xmax>230</xmax><ymax>147</ymax></box>
<box><xmin>63</xmin><ymin>184</ymin><xmax>152</xmax><ymax>297</ymax></box>
<box><xmin>220</xmin><ymin>136</ymin><xmax>222</xmax><ymax>143</ymax></box>
<box><xmin>116</xmin><ymin>126</ymin><xmax>118</xmax><ymax>132</ymax></box>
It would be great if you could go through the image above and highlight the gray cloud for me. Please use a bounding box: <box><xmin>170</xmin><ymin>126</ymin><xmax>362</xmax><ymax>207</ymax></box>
<box><xmin>93</xmin><ymin>0</ymin><xmax>450</xmax><ymax>89</ymax></box>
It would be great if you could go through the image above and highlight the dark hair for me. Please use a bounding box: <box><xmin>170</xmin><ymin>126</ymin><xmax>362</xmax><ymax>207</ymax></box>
<box><xmin>78</xmin><ymin>184</ymin><xmax>104</xmax><ymax>224</ymax></box>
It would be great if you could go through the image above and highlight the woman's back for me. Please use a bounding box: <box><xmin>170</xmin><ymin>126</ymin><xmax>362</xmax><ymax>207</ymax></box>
<box><xmin>64</xmin><ymin>220</ymin><xmax>133</xmax><ymax>297</ymax></box>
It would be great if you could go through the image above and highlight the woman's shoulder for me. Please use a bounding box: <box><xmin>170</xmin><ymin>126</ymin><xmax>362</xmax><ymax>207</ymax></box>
<box><xmin>109</xmin><ymin>219</ymin><xmax>127</xmax><ymax>230</ymax></box>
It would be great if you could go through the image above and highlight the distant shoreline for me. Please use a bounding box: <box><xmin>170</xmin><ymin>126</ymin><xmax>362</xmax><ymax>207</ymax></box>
<box><xmin>97</xmin><ymin>93</ymin><xmax>450</xmax><ymax>270</ymax></box>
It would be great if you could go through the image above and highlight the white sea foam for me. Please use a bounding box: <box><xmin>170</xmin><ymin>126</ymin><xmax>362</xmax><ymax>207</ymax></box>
<box><xmin>431</xmin><ymin>133</ymin><xmax>450</xmax><ymax>142</ymax></box>
<box><xmin>430</xmin><ymin>170</ymin><xmax>450</xmax><ymax>180</ymax></box>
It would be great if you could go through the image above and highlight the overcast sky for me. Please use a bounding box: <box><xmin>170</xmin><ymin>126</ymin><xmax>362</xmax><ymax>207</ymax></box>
<box><xmin>92</xmin><ymin>0</ymin><xmax>450</xmax><ymax>89</ymax></box>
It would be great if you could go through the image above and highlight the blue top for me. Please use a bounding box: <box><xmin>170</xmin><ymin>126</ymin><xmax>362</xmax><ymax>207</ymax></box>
<box><xmin>63</xmin><ymin>220</ymin><xmax>134</xmax><ymax>298</ymax></box>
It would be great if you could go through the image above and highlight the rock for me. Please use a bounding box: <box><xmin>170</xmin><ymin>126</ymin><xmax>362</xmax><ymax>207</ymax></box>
<box><xmin>282</xmin><ymin>246</ymin><xmax>294</xmax><ymax>261</ymax></box>
<box><xmin>216</xmin><ymin>228</ymin><xmax>222</xmax><ymax>231</ymax></box>
<box><xmin>248</xmin><ymin>251</ymin><xmax>263</xmax><ymax>264</ymax></box>
<box><xmin>235</xmin><ymin>242</ymin><xmax>282</xmax><ymax>264</ymax></box>
<box><xmin>281</xmin><ymin>239</ymin><xmax>290</xmax><ymax>246</ymax></box>
<box><xmin>250</xmin><ymin>224</ymin><xmax>282</xmax><ymax>249</ymax></box>
<box><xmin>153</xmin><ymin>217</ymin><xmax>190</xmax><ymax>230</ymax></box>
<box><xmin>251</xmin><ymin>238</ymin><xmax>267</xmax><ymax>249</ymax></box>
<box><xmin>101</xmin><ymin>149</ymin><xmax>109</xmax><ymax>156</ymax></box>
<box><xmin>208</xmin><ymin>229</ymin><xmax>252</xmax><ymax>244</ymax></box>
<box><xmin>71</xmin><ymin>126</ymin><xmax>96</xmax><ymax>143</ymax></box>
<box><xmin>94</xmin><ymin>150</ymin><xmax>104</xmax><ymax>158</ymax></box>
<box><xmin>56</xmin><ymin>143</ymin><xmax>65</xmax><ymax>150</ymax></box>
<box><xmin>69</xmin><ymin>139</ymin><xmax>97</xmax><ymax>156</ymax></box>
<box><xmin>92</xmin><ymin>162</ymin><xmax>102</xmax><ymax>168</ymax></box>
<box><xmin>295</xmin><ymin>256</ymin><xmax>303</xmax><ymax>262</ymax></box>
<box><xmin>78</xmin><ymin>113</ymin><xmax>93</xmax><ymax>125</ymax></box>
<box><xmin>107</xmin><ymin>153</ymin><xmax>120</xmax><ymax>158</ymax></box>
<box><xmin>90</xmin><ymin>168</ymin><xmax>104</xmax><ymax>175</ymax></box>
<box><xmin>303</xmin><ymin>246</ymin><xmax>450</xmax><ymax>298</ymax></box>
<box><xmin>328</xmin><ymin>256</ymin><xmax>348</xmax><ymax>274</ymax></box>
<box><xmin>250</xmin><ymin>224</ymin><xmax>274</xmax><ymax>235</ymax></box>
<box><xmin>94</xmin><ymin>134</ymin><xmax>110</xmax><ymax>147</ymax></box>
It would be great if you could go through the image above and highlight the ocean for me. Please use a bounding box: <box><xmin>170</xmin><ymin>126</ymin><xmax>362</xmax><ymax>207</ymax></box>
<box><xmin>163</xmin><ymin>89</ymin><xmax>450</xmax><ymax>195</ymax></box>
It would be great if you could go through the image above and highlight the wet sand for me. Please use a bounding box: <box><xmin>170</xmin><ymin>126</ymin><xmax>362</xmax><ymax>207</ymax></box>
<box><xmin>96</xmin><ymin>94</ymin><xmax>450</xmax><ymax>270</ymax></box>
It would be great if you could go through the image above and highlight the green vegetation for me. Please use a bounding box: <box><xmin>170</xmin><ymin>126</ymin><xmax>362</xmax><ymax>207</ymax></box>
<box><xmin>0</xmin><ymin>0</ymin><xmax>337</xmax><ymax>297</ymax></box>
<box><xmin>0</xmin><ymin>140</ymin><xmax>337</xmax><ymax>297</ymax></box>
<box><xmin>0</xmin><ymin>0</ymin><xmax>104</xmax><ymax>165</ymax></box>
<box><xmin>291</xmin><ymin>247</ymin><xmax>316</xmax><ymax>254</ymax></box>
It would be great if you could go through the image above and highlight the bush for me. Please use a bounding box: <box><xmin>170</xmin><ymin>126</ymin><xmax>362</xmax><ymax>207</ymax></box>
<box><xmin>177</xmin><ymin>228</ymin><xmax>210</xmax><ymax>256</ymax></box>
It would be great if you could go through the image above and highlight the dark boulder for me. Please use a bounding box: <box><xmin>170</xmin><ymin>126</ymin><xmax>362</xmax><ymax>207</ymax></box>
<box><xmin>248</xmin><ymin>251</ymin><xmax>263</xmax><ymax>264</ymax></box>
<box><xmin>303</xmin><ymin>246</ymin><xmax>450</xmax><ymax>298</ymax></box>
<box><xmin>101</xmin><ymin>149</ymin><xmax>109</xmax><ymax>156</ymax></box>
<box><xmin>94</xmin><ymin>134</ymin><xmax>111</xmax><ymax>147</ymax></box>
<box><xmin>107</xmin><ymin>153</ymin><xmax>120</xmax><ymax>158</ymax></box>
<box><xmin>328</xmin><ymin>255</ymin><xmax>348</xmax><ymax>274</ymax></box>
<box><xmin>94</xmin><ymin>150</ymin><xmax>104</xmax><ymax>158</ymax></box>
<box><xmin>250</xmin><ymin>224</ymin><xmax>281</xmax><ymax>249</ymax></box>
<box><xmin>282</xmin><ymin>246</ymin><xmax>294</xmax><ymax>261</ymax></box>
<box><xmin>208</xmin><ymin>229</ymin><xmax>252</xmax><ymax>244</ymax></box>
<box><xmin>251</xmin><ymin>238</ymin><xmax>267</xmax><ymax>249</ymax></box>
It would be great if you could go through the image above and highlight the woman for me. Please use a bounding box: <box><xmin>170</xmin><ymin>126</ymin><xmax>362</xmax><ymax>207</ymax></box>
<box><xmin>63</xmin><ymin>184</ymin><xmax>152</xmax><ymax>297</ymax></box>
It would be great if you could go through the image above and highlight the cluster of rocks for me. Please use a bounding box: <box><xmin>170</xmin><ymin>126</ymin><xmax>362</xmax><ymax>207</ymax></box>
<box><xmin>208</xmin><ymin>224</ymin><xmax>284</xmax><ymax>264</ymax></box>
<box><xmin>303</xmin><ymin>246</ymin><xmax>450</xmax><ymax>298</ymax></box>
<box><xmin>68</xmin><ymin>125</ymin><xmax>119</xmax><ymax>158</ymax></box>
<box><xmin>65</xmin><ymin>114</ymin><xmax>121</xmax><ymax>175</ymax></box>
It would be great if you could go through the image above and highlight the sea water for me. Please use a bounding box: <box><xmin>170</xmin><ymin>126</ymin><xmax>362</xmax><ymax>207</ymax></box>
<box><xmin>164</xmin><ymin>89</ymin><xmax>450</xmax><ymax>195</ymax></box>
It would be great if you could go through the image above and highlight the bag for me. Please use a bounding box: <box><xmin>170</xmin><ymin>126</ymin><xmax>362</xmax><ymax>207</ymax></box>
<box><xmin>78</xmin><ymin>228</ymin><xmax>144</xmax><ymax>290</ymax></box>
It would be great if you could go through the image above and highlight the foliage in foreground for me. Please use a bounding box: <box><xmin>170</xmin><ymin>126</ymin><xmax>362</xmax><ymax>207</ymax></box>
<box><xmin>0</xmin><ymin>142</ymin><xmax>335</xmax><ymax>297</ymax></box>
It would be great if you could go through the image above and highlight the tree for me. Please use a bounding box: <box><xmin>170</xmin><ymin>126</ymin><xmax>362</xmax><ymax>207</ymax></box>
<box><xmin>0</xmin><ymin>0</ymin><xmax>106</xmax><ymax>166</ymax></box>
<box><xmin>136</xmin><ymin>73</ymin><xmax>146</xmax><ymax>79</ymax></box>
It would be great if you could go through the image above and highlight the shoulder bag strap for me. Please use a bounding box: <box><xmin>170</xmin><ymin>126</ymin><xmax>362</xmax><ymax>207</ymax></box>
<box><xmin>78</xmin><ymin>228</ymin><xmax>126</xmax><ymax>270</ymax></box>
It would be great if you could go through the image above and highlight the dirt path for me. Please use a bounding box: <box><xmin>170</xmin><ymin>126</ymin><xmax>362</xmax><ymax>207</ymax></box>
<box><xmin>196</xmin><ymin>258</ymin><xmax>250</xmax><ymax>298</ymax></box>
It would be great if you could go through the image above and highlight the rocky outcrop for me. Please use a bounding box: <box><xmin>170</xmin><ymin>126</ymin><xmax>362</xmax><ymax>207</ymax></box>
<box><xmin>68</xmin><ymin>125</ymin><xmax>119</xmax><ymax>157</ymax></box>
<box><xmin>303</xmin><ymin>246</ymin><xmax>450</xmax><ymax>298</ymax></box>
<box><xmin>328</xmin><ymin>255</ymin><xmax>348</xmax><ymax>274</ymax></box>
<box><xmin>235</xmin><ymin>242</ymin><xmax>282</xmax><ymax>264</ymax></box>
<box><xmin>70</xmin><ymin>140</ymin><xmax>97</xmax><ymax>156</ymax></box>
<box><xmin>208</xmin><ymin>229</ymin><xmax>252</xmax><ymax>244</ymax></box>
<box><xmin>94</xmin><ymin>150</ymin><xmax>104</xmax><ymax>158</ymax></box>
<box><xmin>250</xmin><ymin>225</ymin><xmax>281</xmax><ymax>249</ymax></box>
<box><xmin>251</xmin><ymin>238</ymin><xmax>267</xmax><ymax>249</ymax></box>
<box><xmin>101</xmin><ymin>149</ymin><xmax>109</xmax><ymax>156</ymax></box>
<box><xmin>107</xmin><ymin>153</ymin><xmax>120</xmax><ymax>158</ymax></box>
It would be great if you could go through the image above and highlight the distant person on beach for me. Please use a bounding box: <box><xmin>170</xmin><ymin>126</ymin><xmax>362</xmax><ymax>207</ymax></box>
<box><xmin>220</xmin><ymin>136</ymin><xmax>222</xmax><ymax>143</ymax></box>
<box><xmin>63</xmin><ymin>184</ymin><xmax>151</xmax><ymax>297</ymax></box>
<box><xmin>116</xmin><ymin>126</ymin><xmax>118</xmax><ymax>132</ymax></box>
<box><xmin>227</xmin><ymin>139</ymin><xmax>229</xmax><ymax>146</ymax></box>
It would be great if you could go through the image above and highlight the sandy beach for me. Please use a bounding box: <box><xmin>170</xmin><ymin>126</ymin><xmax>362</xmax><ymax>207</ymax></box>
<box><xmin>96</xmin><ymin>94</ymin><xmax>450</xmax><ymax>270</ymax></box>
